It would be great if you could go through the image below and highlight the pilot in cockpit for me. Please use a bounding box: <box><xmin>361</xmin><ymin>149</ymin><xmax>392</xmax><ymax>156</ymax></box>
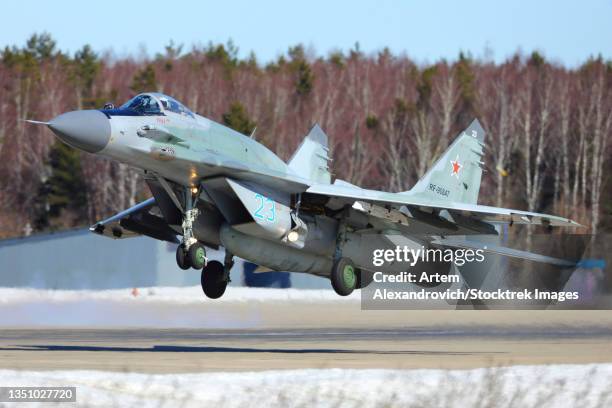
<box><xmin>158</xmin><ymin>97</ymin><xmax>170</xmax><ymax>111</ymax></box>
<box><xmin>110</xmin><ymin>93</ymin><xmax>195</xmax><ymax>118</ymax></box>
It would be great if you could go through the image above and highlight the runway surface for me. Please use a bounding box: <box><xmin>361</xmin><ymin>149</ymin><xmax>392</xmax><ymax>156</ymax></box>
<box><xmin>2</xmin><ymin>324</ymin><xmax>612</xmax><ymax>373</ymax></box>
<box><xmin>2</xmin><ymin>289</ymin><xmax>612</xmax><ymax>406</ymax></box>
<box><xmin>2</xmin><ymin>288</ymin><xmax>612</xmax><ymax>373</ymax></box>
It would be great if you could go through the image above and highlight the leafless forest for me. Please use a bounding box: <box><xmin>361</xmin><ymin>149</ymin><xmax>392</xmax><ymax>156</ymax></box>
<box><xmin>0</xmin><ymin>34</ymin><xmax>610</xmax><ymax>238</ymax></box>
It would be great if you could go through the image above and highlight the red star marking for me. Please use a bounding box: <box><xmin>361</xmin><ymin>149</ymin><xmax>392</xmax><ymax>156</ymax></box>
<box><xmin>450</xmin><ymin>156</ymin><xmax>462</xmax><ymax>177</ymax></box>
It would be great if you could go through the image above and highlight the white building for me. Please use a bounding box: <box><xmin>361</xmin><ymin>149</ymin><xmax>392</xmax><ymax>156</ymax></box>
<box><xmin>0</xmin><ymin>229</ymin><xmax>328</xmax><ymax>289</ymax></box>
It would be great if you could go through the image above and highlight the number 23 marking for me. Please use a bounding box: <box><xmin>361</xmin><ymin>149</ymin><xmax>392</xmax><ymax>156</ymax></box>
<box><xmin>254</xmin><ymin>194</ymin><xmax>276</xmax><ymax>222</ymax></box>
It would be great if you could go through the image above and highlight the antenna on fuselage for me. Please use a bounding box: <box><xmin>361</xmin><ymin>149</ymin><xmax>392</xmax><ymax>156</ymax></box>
<box><xmin>249</xmin><ymin>127</ymin><xmax>257</xmax><ymax>139</ymax></box>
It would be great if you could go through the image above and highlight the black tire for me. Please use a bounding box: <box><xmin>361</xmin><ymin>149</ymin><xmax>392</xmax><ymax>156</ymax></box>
<box><xmin>201</xmin><ymin>260</ymin><xmax>227</xmax><ymax>299</ymax></box>
<box><xmin>355</xmin><ymin>269</ymin><xmax>374</xmax><ymax>289</ymax></box>
<box><xmin>330</xmin><ymin>257</ymin><xmax>357</xmax><ymax>296</ymax></box>
<box><xmin>176</xmin><ymin>244</ymin><xmax>191</xmax><ymax>270</ymax></box>
<box><xmin>188</xmin><ymin>242</ymin><xmax>206</xmax><ymax>270</ymax></box>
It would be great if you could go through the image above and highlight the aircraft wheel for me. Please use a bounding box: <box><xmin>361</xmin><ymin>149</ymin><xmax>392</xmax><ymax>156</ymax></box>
<box><xmin>201</xmin><ymin>260</ymin><xmax>227</xmax><ymax>299</ymax></box>
<box><xmin>331</xmin><ymin>257</ymin><xmax>357</xmax><ymax>296</ymax></box>
<box><xmin>188</xmin><ymin>242</ymin><xmax>207</xmax><ymax>270</ymax></box>
<box><xmin>176</xmin><ymin>244</ymin><xmax>191</xmax><ymax>270</ymax></box>
<box><xmin>355</xmin><ymin>269</ymin><xmax>374</xmax><ymax>289</ymax></box>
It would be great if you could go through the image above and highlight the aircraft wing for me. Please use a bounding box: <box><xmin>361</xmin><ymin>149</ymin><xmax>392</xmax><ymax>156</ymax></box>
<box><xmin>431</xmin><ymin>237</ymin><xmax>577</xmax><ymax>267</ymax></box>
<box><xmin>90</xmin><ymin>197</ymin><xmax>179</xmax><ymax>243</ymax></box>
<box><xmin>306</xmin><ymin>183</ymin><xmax>580</xmax><ymax>228</ymax></box>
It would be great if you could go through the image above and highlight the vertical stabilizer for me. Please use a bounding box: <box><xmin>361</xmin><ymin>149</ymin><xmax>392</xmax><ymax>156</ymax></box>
<box><xmin>288</xmin><ymin>124</ymin><xmax>332</xmax><ymax>184</ymax></box>
<box><xmin>404</xmin><ymin>119</ymin><xmax>485</xmax><ymax>205</ymax></box>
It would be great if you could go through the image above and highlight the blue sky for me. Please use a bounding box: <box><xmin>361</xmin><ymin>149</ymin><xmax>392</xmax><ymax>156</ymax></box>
<box><xmin>2</xmin><ymin>0</ymin><xmax>611</xmax><ymax>66</ymax></box>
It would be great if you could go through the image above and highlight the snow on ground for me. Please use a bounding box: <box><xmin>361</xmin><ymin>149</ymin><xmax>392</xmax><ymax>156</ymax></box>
<box><xmin>1</xmin><ymin>364</ymin><xmax>611</xmax><ymax>408</ymax></box>
<box><xmin>0</xmin><ymin>286</ymin><xmax>358</xmax><ymax>304</ymax></box>
<box><xmin>0</xmin><ymin>286</ymin><xmax>358</xmax><ymax>328</ymax></box>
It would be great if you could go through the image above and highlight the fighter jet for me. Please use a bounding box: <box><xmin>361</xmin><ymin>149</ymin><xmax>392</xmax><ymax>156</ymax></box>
<box><xmin>28</xmin><ymin>92</ymin><xmax>581</xmax><ymax>298</ymax></box>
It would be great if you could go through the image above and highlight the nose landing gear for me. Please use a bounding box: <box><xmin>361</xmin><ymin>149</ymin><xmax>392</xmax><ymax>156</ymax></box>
<box><xmin>169</xmin><ymin>183</ymin><xmax>207</xmax><ymax>270</ymax></box>
<box><xmin>176</xmin><ymin>243</ymin><xmax>191</xmax><ymax>270</ymax></box>
<box><xmin>183</xmin><ymin>242</ymin><xmax>206</xmax><ymax>269</ymax></box>
<box><xmin>158</xmin><ymin>177</ymin><xmax>232</xmax><ymax>299</ymax></box>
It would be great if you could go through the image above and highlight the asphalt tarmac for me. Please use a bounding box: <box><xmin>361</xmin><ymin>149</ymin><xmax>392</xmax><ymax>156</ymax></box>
<box><xmin>2</xmin><ymin>320</ymin><xmax>612</xmax><ymax>373</ymax></box>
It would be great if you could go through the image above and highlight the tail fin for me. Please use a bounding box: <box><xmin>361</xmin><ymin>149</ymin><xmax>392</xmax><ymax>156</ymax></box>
<box><xmin>404</xmin><ymin>119</ymin><xmax>485</xmax><ymax>205</ymax></box>
<box><xmin>288</xmin><ymin>124</ymin><xmax>332</xmax><ymax>184</ymax></box>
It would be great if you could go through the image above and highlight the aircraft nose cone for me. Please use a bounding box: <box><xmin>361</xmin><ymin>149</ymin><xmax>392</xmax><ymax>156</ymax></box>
<box><xmin>48</xmin><ymin>110</ymin><xmax>110</xmax><ymax>153</ymax></box>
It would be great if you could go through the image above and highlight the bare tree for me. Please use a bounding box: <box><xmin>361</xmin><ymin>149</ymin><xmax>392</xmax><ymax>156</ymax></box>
<box><xmin>516</xmin><ymin>66</ymin><xmax>554</xmax><ymax>246</ymax></box>
<box><xmin>475</xmin><ymin>63</ymin><xmax>519</xmax><ymax>207</ymax></box>
<box><xmin>588</xmin><ymin>67</ymin><xmax>612</xmax><ymax>237</ymax></box>
<box><xmin>1</xmin><ymin>38</ymin><xmax>612</xmax><ymax>239</ymax></box>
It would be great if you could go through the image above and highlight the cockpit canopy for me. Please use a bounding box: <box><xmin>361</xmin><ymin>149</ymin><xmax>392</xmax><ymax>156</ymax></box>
<box><xmin>116</xmin><ymin>93</ymin><xmax>195</xmax><ymax>118</ymax></box>
<box><xmin>120</xmin><ymin>94</ymin><xmax>161</xmax><ymax>114</ymax></box>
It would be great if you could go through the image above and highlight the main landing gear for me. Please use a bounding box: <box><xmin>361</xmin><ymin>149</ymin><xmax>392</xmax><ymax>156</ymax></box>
<box><xmin>330</xmin><ymin>258</ymin><xmax>372</xmax><ymax>296</ymax></box>
<box><xmin>330</xmin><ymin>217</ymin><xmax>358</xmax><ymax>296</ymax></box>
<box><xmin>331</xmin><ymin>257</ymin><xmax>357</xmax><ymax>296</ymax></box>
<box><xmin>201</xmin><ymin>261</ymin><xmax>226</xmax><ymax>299</ymax></box>
<box><xmin>329</xmin><ymin>215</ymin><xmax>372</xmax><ymax>296</ymax></box>
<box><xmin>200</xmin><ymin>252</ymin><xmax>233</xmax><ymax>299</ymax></box>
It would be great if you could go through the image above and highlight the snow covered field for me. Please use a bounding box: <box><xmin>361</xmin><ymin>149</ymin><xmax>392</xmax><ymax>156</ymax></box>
<box><xmin>2</xmin><ymin>286</ymin><xmax>612</xmax><ymax>329</ymax></box>
<box><xmin>1</xmin><ymin>364</ymin><xmax>611</xmax><ymax>408</ymax></box>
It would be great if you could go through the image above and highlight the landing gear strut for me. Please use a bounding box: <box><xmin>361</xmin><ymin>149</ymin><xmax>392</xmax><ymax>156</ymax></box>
<box><xmin>172</xmin><ymin>183</ymin><xmax>207</xmax><ymax>270</ymax></box>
